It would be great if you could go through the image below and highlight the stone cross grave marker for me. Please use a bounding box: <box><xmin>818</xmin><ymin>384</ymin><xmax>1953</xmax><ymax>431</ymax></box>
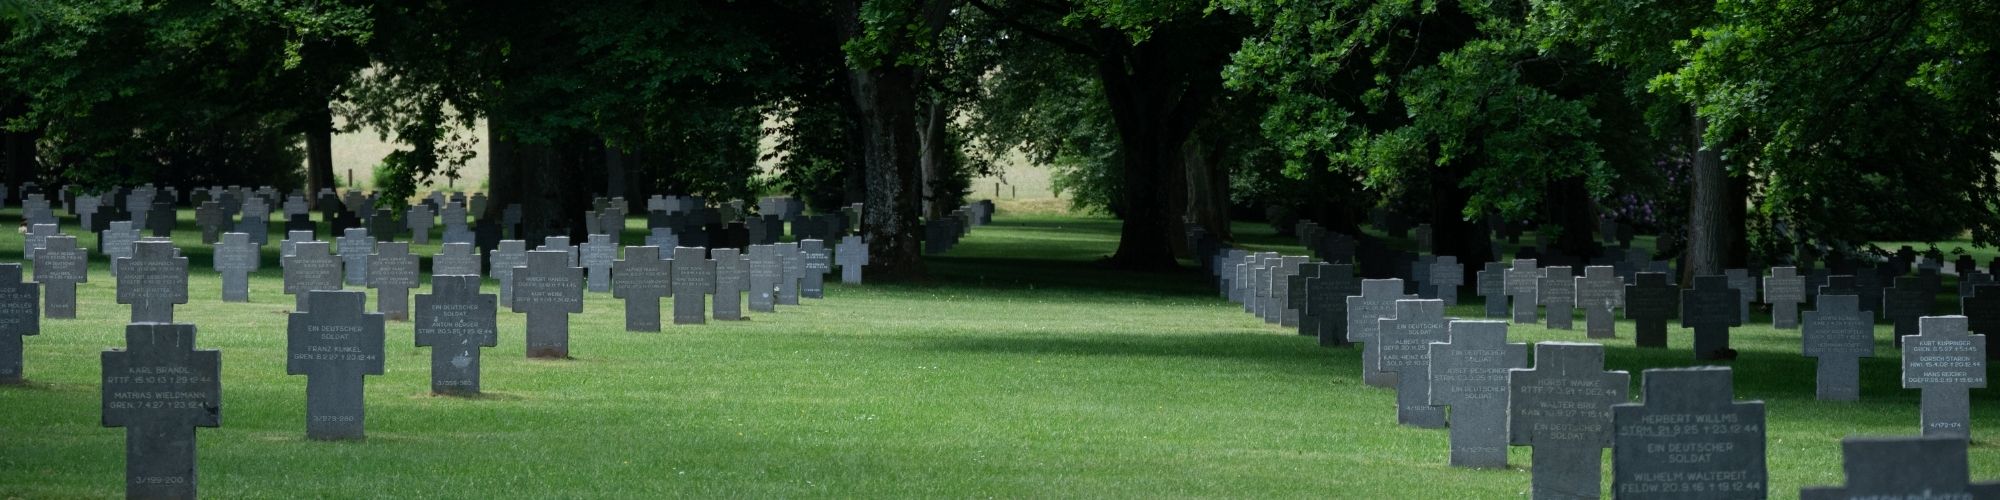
<box><xmin>414</xmin><ymin>275</ymin><xmax>497</xmax><ymax>395</ymax></box>
<box><xmin>713</xmin><ymin>247</ymin><xmax>747</xmax><ymax>320</ymax></box>
<box><xmin>539</xmin><ymin>236</ymin><xmax>579</xmax><ymax>267</ymax></box>
<box><xmin>1505</xmin><ymin>259</ymin><xmax>1540</xmax><ymax>323</ymax></box>
<box><xmin>101</xmin><ymin>323</ymin><xmax>221</xmax><ymax>498</ymax></box>
<box><xmin>23</xmin><ymin>223</ymin><xmax>57</xmax><ymax>261</ymax></box>
<box><xmin>800</xmin><ymin>239</ymin><xmax>831</xmax><ymax>299</ymax></box>
<box><xmin>1763</xmin><ymin>267</ymin><xmax>1805</xmax><ymax>329</ymax></box>
<box><xmin>1574</xmin><ymin>266</ymin><xmax>1624</xmax><ymax>339</ymax></box>
<box><xmin>490</xmin><ymin>240</ymin><xmax>528</xmax><ymax>307</ymax></box>
<box><xmin>1431</xmin><ymin>256</ymin><xmax>1464</xmax><ymax>306</ymax></box>
<box><xmin>1803</xmin><ymin>294</ymin><xmax>1872</xmax><ymax>401</ymax></box>
<box><xmin>1306</xmin><ymin>263</ymin><xmax>1361</xmax><ymax>347</ymax></box>
<box><xmin>1347</xmin><ymin>279</ymin><xmax>1414</xmax><ymax>388</ymax></box>
<box><xmin>1413</xmin><ymin>254</ymin><xmax>1435</xmax><ymax>300</ymax></box>
<box><xmin>101</xmin><ymin>221</ymin><xmax>139</xmax><ymax>276</ymax></box>
<box><xmin>1682</xmin><ymin>276</ymin><xmax>1743</xmax><ymax>360</ymax></box>
<box><xmin>0</xmin><ymin>264</ymin><xmax>38</xmax><ymax>384</ymax></box>
<box><xmin>433</xmin><ymin>242</ymin><xmax>480</xmax><ymax>277</ymax></box>
<box><xmin>611</xmin><ymin>246</ymin><xmax>672</xmax><ymax>332</ymax></box>
<box><xmin>1854</xmin><ymin>267</ymin><xmax>1885</xmax><ymax>317</ymax></box>
<box><xmin>1724</xmin><ymin>268</ymin><xmax>1756</xmax><ymax>325</ymax></box>
<box><xmin>284</xmin><ymin>195</ymin><xmax>308</xmax><ymax>219</ymax></box>
<box><xmin>1798</xmin><ymin>436</ymin><xmax>2000</xmax><ymax>499</ymax></box>
<box><xmin>748</xmin><ymin>244</ymin><xmax>781</xmax><ymax>312</ymax></box>
<box><xmin>1508</xmin><ymin>342</ymin><xmax>1629</xmax><ymax>499</ymax></box>
<box><xmin>406</xmin><ymin>204</ymin><xmax>434</xmax><ymax>244</ymax></box>
<box><xmin>1903</xmin><ymin>315</ymin><xmax>1986</xmax><ymax>437</ymax></box>
<box><xmin>369</xmin><ymin>208</ymin><xmax>399</xmax><ymax>242</ymax></box>
<box><xmin>35</xmin><ymin>235</ymin><xmax>88</xmax><ymax>318</ymax></box>
<box><xmin>1626</xmin><ymin>272</ymin><xmax>1678</xmax><ymax>348</ymax></box>
<box><xmin>75</xmin><ymin>194</ymin><xmax>99</xmax><ymax>231</ymax></box>
<box><xmin>1884</xmin><ymin>275</ymin><xmax>1932</xmax><ymax>346</ymax></box>
<box><xmin>672</xmin><ymin>247</ymin><xmax>716</xmax><ymax>325</ymax></box>
<box><xmin>645</xmin><ymin>228</ymin><xmax>679</xmax><ymax>254</ymax></box>
<box><xmin>1961</xmin><ymin>285</ymin><xmax>2000</xmax><ymax>360</ymax></box>
<box><xmin>1610</xmin><ymin>366</ymin><xmax>1767</xmax><ymax>499</ymax></box>
<box><xmin>1820</xmin><ymin>275</ymin><xmax>1860</xmax><ymax>310</ymax></box>
<box><xmin>512</xmin><ymin>250</ymin><xmax>583</xmax><ymax>359</ymax></box>
<box><xmin>213</xmin><ymin>233</ymin><xmax>261</xmax><ymax>303</ymax></box>
<box><xmin>236</xmin><ymin>198</ymin><xmax>269</xmax><ymax>246</ymax></box>
<box><xmin>1962</xmin><ymin>272</ymin><xmax>1993</xmax><ymax>299</ymax></box>
<box><xmin>1540</xmin><ymin>266</ymin><xmax>1577</xmax><ymax>330</ymax></box>
<box><xmin>1257</xmin><ymin>256</ymin><xmax>1283</xmax><ymax>320</ymax></box>
<box><xmin>1275</xmin><ymin>256</ymin><xmax>1309</xmax><ymax>326</ymax></box>
<box><xmin>286</xmin><ymin>290</ymin><xmax>384</xmax><ymax>440</ymax></box>
<box><xmin>281</xmin><ymin>241</ymin><xmax>343</xmax><ymax>312</ymax></box>
<box><xmin>1289</xmin><ymin>263</ymin><xmax>1320</xmax><ymax>337</ymax></box>
<box><xmin>195</xmin><ymin>201</ymin><xmax>224</xmax><ymax>244</ymax></box>
<box><xmin>1428</xmin><ymin>320</ymin><xmax>1527</xmax><ymax>468</ymax></box>
<box><xmin>117</xmin><ymin>241</ymin><xmax>188</xmax><ymax>323</ymax></box>
<box><xmin>1377</xmin><ymin>299</ymin><xmax>1449</xmax><ymax>428</ymax></box>
<box><xmin>581</xmin><ymin>234</ymin><xmax>619</xmax><ymax>293</ymax></box>
<box><xmin>336</xmin><ymin>228</ymin><xmax>374</xmax><ymax>287</ymax></box>
<box><xmin>777</xmin><ymin>242</ymin><xmax>804</xmax><ymax>305</ymax></box>
<box><xmin>280</xmin><ymin>230</ymin><xmax>314</xmax><ymax>262</ymax></box>
<box><xmin>1477</xmin><ymin>261</ymin><xmax>1508</xmax><ymax>318</ymax></box>
<box><xmin>368</xmin><ymin>242</ymin><xmax>420</xmax><ymax>321</ymax></box>
<box><xmin>138</xmin><ymin>200</ymin><xmax>170</xmax><ymax>236</ymax></box>
<box><xmin>836</xmin><ymin>235</ymin><xmax>867</xmax><ymax>284</ymax></box>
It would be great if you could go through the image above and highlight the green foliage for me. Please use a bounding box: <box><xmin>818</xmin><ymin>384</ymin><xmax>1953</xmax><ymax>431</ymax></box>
<box><xmin>1222</xmin><ymin>0</ymin><xmax>1625</xmax><ymax>222</ymax></box>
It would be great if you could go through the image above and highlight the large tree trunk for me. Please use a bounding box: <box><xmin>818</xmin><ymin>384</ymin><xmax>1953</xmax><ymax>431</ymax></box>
<box><xmin>304</xmin><ymin>104</ymin><xmax>336</xmax><ymax>207</ymax></box>
<box><xmin>484</xmin><ymin>123</ymin><xmax>516</xmax><ymax>222</ymax></box>
<box><xmin>1183</xmin><ymin>133</ymin><xmax>1232</xmax><ymax>243</ymax></box>
<box><xmin>3</xmin><ymin>97</ymin><xmax>41</xmax><ymax>189</ymax></box>
<box><xmin>1432</xmin><ymin>164</ymin><xmax>1492</xmax><ymax>283</ymax></box>
<box><xmin>604</xmin><ymin>140</ymin><xmax>628</xmax><ymax>202</ymax></box>
<box><xmin>1724</xmin><ymin>172</ymin><xmax>1749</xmax><ymax>268</ymax></box>
<box><xmin>834</xmin><ymin>1</ymin><xmax>935</xmax><ymax>282</ymax></box>
<box><xmin>918</xmin><ymin>95</ymin><xmax>947</xmax><ymax>221</ymax></box>
<box><xmin>1685</xmin><ymin>112</ymin><xmax>1727</xmax><ymax>283</ymax></box>
<box><xmin>1546</xmin><ymin>176</ymin><xmax>1602</xmax><ymax>260</ymax></box>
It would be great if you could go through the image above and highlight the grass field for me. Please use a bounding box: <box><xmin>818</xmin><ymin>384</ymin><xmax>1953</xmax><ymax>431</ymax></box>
<box><xmin>1</xmin><ymin>208</ymin><xmax>1996</xmax><ymax>498</ymax></box>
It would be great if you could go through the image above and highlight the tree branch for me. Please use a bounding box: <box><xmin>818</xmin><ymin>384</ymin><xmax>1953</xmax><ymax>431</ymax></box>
<box><xmin>966</xmin><ymin>0</ymin><xmax>1098</xmax><ymax>57</ymax></box>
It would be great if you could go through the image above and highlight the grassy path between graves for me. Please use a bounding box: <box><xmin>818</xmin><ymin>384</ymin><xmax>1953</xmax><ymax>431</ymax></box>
<box><xmin>1</xmin><ymin>210</ymin><xmax>1996</xmax><ymax>498</ymax></box>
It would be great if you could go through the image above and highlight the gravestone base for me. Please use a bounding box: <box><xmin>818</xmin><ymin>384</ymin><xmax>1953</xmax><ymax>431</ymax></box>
<box><xmin>1772</xmin><ymin>303</ymin><xmax>1798</xmax><ymax>329</ymax></box>
<box><xmin>1816</xmin><ymin>358</ymin><xmax>1860</xmax><ymax>402</ymax></box>
<box><xmin>1923</xmin><ymin>389</ymin><xmax>1971</xmax><ymax>437</ymax></box>
<box><xmin>305</xmin><ymin>376</ymin><xmax>367</xmax><ymax>441</ymax></box>
<box><xmin>1635</xmin><ymin>325</ymin><xmax>1667</xmax><ymax>348</ymax></box>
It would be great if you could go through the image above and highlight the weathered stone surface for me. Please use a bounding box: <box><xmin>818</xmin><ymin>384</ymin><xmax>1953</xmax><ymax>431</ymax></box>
<box><xmin>34</xmin><ymin>235</ymin><xmax>88</xmax><ymax>318</ymax></box>
<box><xmin>213</xmin><ymin>233</ymin><xmax>260</xmax><ymax>302</ymax></box>
<box><xmin>414</xmin><ymin>275</ymin><xmax>497</xmax><ymax>395</ymax></box>
<box><xmin>672</xmin><ymin>247</ymin><xmax>716</xmax><ymax>325</ymax></box>
<box><xmin>1429</xmin><ymin>320</ymin><xmax>1527</xmax><ymax>468</ymax></box>
<box><xmin>612</xmin><ymin>246</ymin><xmax>671</xmax><ymax>332</ymax></box>
<box><xmin>117</xmin><ymin>242</ymin><xmax>189</xmax><ymax>323</ymax></box>
<box><xmin>286</xmin><ymin>291</ymin><xmax>384</xmax><ymax>440</ymax></box>
<box><xmin>367</xmin><ymin>242</ymin><xmax>420</xmax><ymax>321</ymax></box>
<box><xmin>1509</xmin><ymin>342</ymin><xmax>1630</xmax><ymax>499</ymax></box>
<box><xmin>1376</xmin><ymin>299</ymin><xmax>1448</xmax><ymax>428</ymax></box>
<box><xmin>1799</xmin><ymin>436</ymin><xmax>2000</xmax><ymax>499</ymax></box>
<box><xmin>1802</xmin><ymin>294</ymin><xmax>1873</xmax><ymax>401</ymax></box>
<box><xmin>512</xmin><ymin>250</ymin><xmax>583</xmax><ymax>359</ymax></box>
<box><xmin>1611</xmin><ymin>367</ymin><xmax>1766</xmax><ymax>499</ymax></box>
<box><xmin>1903</xmin><ymin>315</ymin><xmax>1986</xmax><ymax>437</ymax></box>
<box><xmin>0</xmin><ymin>264</ymin><xmax>39</xmax><ymax>384</ymax></box>
<box><xmin>101</xmin><ymin>323</ymin><xmax>221</xmax><ymax>498</ymax></box>
<box><xmin>282</xmin><ymin>242</ymin><xmax>344</xmax><ymax>312</ymax></box>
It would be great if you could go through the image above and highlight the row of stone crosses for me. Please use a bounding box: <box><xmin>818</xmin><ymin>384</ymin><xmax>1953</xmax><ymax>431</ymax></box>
<box><xmin>0</xmin><ymin>182</ymin><xmax>998</xmax><ymax>499</ymax></box>
<box><xmin>1183</xmin><ymin>219</ymin><xmax>1997</xmax><ymax>498</ymax></box>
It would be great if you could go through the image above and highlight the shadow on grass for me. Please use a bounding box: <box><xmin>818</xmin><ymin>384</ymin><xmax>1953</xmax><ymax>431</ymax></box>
<box><xmin>912</xmin><ymin>330</ymin><xmax>1363</xmax><ymax>379</ymax></box>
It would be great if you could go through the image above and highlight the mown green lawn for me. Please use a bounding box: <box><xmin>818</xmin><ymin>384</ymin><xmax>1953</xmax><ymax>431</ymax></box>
<box><xmin>0</xmin><ymin>210</ymin><xmax>1995</xmax><ymax>498</ymax></box>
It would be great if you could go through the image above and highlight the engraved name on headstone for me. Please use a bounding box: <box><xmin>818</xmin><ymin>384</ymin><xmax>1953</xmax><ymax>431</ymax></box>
<box><xmin>672</xmin><ymin>247</ymin><xmax>716</xmax><ymax>325</ymax></box>
<box><xmin>1508</xmin><ymin>342</ymin><xmax>1629</xmax><ymax>499</ymax></box>
<box><xmin>1902</xmin><ymin>315</ymin><xmax>1986</xmax><ymax>437</ymax></box>
<box><xmin>512</xmin><ymin>250</ymin><xmax>583</xmax><ymax>359</ymax></box>
<box><xmin>285</xmin><ymin>291</ymin><xmax>384</xmax><ymax>440</ymax></box>
<box><xmin>1428</xmin><ymin>320</ymin><xmax>1527</xmax><ymax>468</ymax></box>
<box><xmin>117</xmin><ymin>242</ymin><xmax>189</xmax><ymax>323</ymax></box>
<box><xmin>414</xmin><ymin>275</ymin><xmax>498</xmax><ymax>395</ymax></box>
<box><xmin>611</xmin><ymin>246</ymin><xmax>672</xmax><ymax>332</ymax></box>
<box><xmin>1611</xmin><ymin>367</ymin><xmax>1766</xmax><ymax>499</ymax></box>
<box><xmin>101</xmin><ymin>323</ymin><xmax>220</xmax><ymax>498</ymax></box>
<box><xmin>34</xmin><ymin>235</ymin><xmax>88</xmax><ymax>318</ymax></box>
